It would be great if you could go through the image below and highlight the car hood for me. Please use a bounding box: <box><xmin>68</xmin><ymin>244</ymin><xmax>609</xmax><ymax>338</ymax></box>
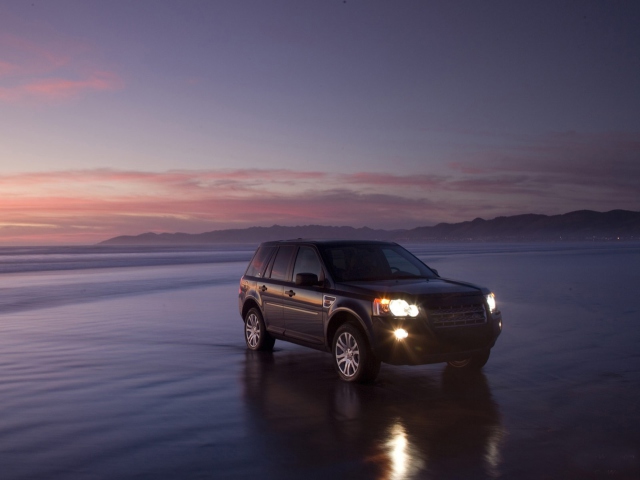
<box><xmin>335</xmin><ymin>277</ymin><xmax>484</xmax><ymax>298</ymax></box>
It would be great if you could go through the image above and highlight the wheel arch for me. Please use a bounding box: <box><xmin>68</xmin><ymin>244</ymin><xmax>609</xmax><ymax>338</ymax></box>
<box><xmin>326</xmin><ymin>308</ymin><xmax>371</xmax><ymax>349</ymax></box>
<box><xmin>241</xmin><ymin>297</ymin><xmax>261</xmax><ymax>321</ymax></box>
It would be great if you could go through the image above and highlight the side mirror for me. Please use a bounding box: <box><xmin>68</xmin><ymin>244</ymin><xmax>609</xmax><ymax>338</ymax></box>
<box><xmin>431</xmin><ymin>268</ymin><xmax>439</xmax><ymax>277</ymax></box>
<box><xmin>295</xmin><ymin>273</ymin><xmax>319</xmax><ymax>286</ymax></box>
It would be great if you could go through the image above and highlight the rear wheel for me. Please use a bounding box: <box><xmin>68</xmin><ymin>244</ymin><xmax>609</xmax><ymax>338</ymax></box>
<box><xmin>244</xmin><ymin>308</ymin><xmax>275</xmax><ymax>351</ymax></box>
<box><xmin>332</xmin><ymin>323</ymin><xmax>380</xmax><ymax>383</ymax></box>
<box><xmin>447</xmin><ymin>350</ymin><xmax>490</xmax><ymax>370</ymax></box>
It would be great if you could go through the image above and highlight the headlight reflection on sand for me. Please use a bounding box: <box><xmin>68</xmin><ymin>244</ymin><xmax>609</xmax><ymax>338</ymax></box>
<box><xmin>384</xmin><ymin>422</ymin><xmax>424</xmax><ymax>480</ymax></box>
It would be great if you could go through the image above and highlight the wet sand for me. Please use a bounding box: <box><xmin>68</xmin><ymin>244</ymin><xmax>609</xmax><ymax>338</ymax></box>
<box><xmin>0</xmin><ymin>244</ymin><xmax>638</xmax><ymax>479</ymax></box>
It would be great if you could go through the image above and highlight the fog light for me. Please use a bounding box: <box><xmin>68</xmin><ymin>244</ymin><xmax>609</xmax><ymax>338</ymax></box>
<box><xmin>394</xmin><ymin>328</ymin><xmax>408</xmax><ymax>340</ymax></box>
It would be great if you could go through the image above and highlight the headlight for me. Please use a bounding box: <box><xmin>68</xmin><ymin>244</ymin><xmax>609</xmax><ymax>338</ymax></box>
<box><xmin>374</xmin><ymin>298</ymin><xmax>419</xmax><ymax>317</ymax></box>
<box><xmin>486</xmin><ymin>293</ymin><xmax>496</xmax><ymax>313</ymax></box>
<box><xmin>394</xmin><ymin>328</ymin><xmax>409</xmax><ymax>339</ymax></box>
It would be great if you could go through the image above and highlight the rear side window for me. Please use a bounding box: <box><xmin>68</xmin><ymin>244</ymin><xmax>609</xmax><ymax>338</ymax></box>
<box><xmin>269</xmin><ymin>246</ymin><xmax>296</xmax><ymax>281</ymax></box>
<box><xmin>245</xmin><ymin>246</ymin><xmax>275</xmax><ymax>277</ymax></box>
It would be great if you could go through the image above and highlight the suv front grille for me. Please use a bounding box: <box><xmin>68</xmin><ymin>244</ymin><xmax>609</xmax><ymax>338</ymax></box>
<box><xmin>428</xmin><ymin>304</ymin><xmax>487</xmax><ymax>328</ymax></box>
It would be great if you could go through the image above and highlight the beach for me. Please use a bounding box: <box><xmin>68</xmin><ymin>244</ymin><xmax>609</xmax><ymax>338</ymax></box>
<box><xmin>0</xmin><ymin>243</ymin><xmax>638</xmax><ymax>479</ymax></box>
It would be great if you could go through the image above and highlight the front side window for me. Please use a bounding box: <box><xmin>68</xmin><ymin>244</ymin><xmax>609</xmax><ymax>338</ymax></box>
<box><xmin>292</xmin><ymin>246</ymin><xmax>323</xmax><ymax>281</ymax></box>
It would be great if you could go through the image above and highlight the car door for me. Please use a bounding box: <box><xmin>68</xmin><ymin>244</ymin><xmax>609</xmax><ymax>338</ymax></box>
<box><xmin>282</xmin><ymin>246</ymin><xmax>325</xmax><ymax>345</ymax></box>
<box><xmin>258</xmin><ymin>245</ymin><xmax>296</xmax><ymax>335</ymax></box>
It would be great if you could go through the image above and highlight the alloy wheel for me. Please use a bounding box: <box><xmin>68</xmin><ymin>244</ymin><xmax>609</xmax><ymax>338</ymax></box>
<box><xmin>335</xmin><ymin>331</ymin><xmax>360</xmax><ymax>377</ymax></box>
<box><xmin>245</xmin><ymin>312</ymin><xmax>260</xmax><ymax>348</ymax></box>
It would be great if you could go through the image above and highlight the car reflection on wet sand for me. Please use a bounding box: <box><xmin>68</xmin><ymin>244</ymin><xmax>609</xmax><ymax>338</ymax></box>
<box><xmin>243</xmin><ymin>349</ymin><xmax>505</xmax><ymax>479</ymax></box>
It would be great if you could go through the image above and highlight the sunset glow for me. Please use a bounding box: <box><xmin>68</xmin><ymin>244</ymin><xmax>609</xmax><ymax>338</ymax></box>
<box><xmin>2</xmin><ymin>157</ymin><xmax>638</xmax><ymax>244</ymax></box>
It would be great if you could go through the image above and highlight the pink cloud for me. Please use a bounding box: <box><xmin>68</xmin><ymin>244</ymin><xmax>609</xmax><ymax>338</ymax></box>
<box><xmin>0</xmin><ymin>33</ymin><xmax>71</xmax><ymax>75</ymax></box>
<box><xmin>345</xmin><ymin>172</ymin><xmax>446</xmax><ymax>188</ymax></box>
<box><xmin>25</xmin><ymin>71</ymin><xmax>120</xmax><ymax>96</ymax></box>
<box><xmin>0</xmin><ymin>60</ymin><xmax>19</xmax><ymax>77</ymax></box>
<box><xmin>446</xmin><ymin>131</ymin><xmax>640</xmax><ymax>199</ymax></box>
<box><xmin>0</xmin><ymin>33</ymin><xmax>122</xmax><ymax>103</ymax></box>
<box><xmin>2</xmin><ymin>163</ymin><xmax>638</xmax><ymax>245</ymax></box>
<box><xmin>449</xmin><ymin>131</ymin><xmax>640</xmax><ymax>176</ymax></box>
<box><xmin>0</xmin><ymin>71</ymin><xmax>122</xmax><ymax>102</ymax></box>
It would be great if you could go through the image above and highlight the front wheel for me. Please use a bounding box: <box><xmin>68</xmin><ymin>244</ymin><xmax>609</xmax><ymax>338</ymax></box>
<box><xmin>244</xmin><ymin>308</ymin><xmax>275</xmax><ymax>351</ymax></box>
<box><xmin>332</xmin><ymin>323</ymin><xmax>380</xmax><ymax>383</ymax></box>
<box><xmin>447</xmin><ymin>350</ymin><xmax>490</xmax><ymax>370</ymax></box>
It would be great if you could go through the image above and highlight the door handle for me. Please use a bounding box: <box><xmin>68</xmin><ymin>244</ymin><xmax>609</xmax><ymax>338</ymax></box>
<box><xmin>286</xmin><ymin>289</ymin><xmax>296</xmax><ymax>297</ymax></box>
<box><xmin>259</xmin><ymin>285</ymin><xmax>267</xmax><ymax>292</ymax></box>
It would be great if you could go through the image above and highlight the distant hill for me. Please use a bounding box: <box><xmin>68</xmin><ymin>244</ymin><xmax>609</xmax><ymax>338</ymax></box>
<box><xmin>397</xmin><ymin>210</ymin><xmax>640</xmax><ymax>241</ymax></box>
<box><xmin>99</xmin><ymin>210</ymin><xmax>640</xmax><ymax>245</ymax></box>
<box><xmin>100</xmin><ymin>225</ymin><xmax>399</xmax><ymax>245</ymax></box>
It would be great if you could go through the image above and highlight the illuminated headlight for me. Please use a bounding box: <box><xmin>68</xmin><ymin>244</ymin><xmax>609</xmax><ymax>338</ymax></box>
<box><xmin>374</xmin><ymin>298</ymin><xmax>419</xmax><ymax>317</ymax></box>
<box><xmin>486</xmin><ymin>293</ymin><xmax>496</xmax><ymax>313</ymax></box>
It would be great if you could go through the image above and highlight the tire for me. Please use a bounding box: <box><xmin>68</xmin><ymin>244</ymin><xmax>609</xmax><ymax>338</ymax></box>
<box><xmin>447</xmin><ymin>350</ymin><xmax>490</xmax><ymax>370</ymax></box>
<box><xmin>244</xmin><ymin>308</ymin><xmax>275</xmax><ymax>351</ymax></box>
<box><xmin>332</xmin><ymin>323</ymin><xmax>380</xmax><ymax>383</ymax></box>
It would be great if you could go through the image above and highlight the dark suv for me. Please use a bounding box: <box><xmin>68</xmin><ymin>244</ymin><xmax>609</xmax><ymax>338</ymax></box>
<box><xmin>238</xmin><ymin>240</ymin><xmax>502</xmax><ymax>382</ymax></box>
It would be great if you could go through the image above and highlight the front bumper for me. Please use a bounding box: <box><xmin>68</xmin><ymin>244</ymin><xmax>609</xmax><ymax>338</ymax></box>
<box><xmin>371</xmin><ymin>311</ymin><xmax>502</xmax><ymax>366</ymax></box>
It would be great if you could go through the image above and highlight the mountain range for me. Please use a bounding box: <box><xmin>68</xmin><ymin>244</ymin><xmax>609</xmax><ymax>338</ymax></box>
<box><xmin>100</xmin><ymin>209</ymin><xmax>640</xmax><ymax>245</ymax></box>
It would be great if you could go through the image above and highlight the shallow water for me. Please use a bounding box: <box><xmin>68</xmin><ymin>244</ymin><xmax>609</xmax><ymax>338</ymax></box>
<box><xmin>0</xmin><ymin>243</ymin><xmax>638</xmax><ymax>479</ymax></box>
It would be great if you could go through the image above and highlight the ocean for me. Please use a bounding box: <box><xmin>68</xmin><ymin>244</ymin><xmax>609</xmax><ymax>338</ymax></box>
<box><xmin>0</xmin><ymin>242</ymin><xmax>638</xmax><ymax>479</ymax></box>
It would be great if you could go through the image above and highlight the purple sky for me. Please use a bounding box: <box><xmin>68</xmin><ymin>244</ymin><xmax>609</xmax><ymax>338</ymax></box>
<box><xmin>1</xmin><ymin>1</ymin><xmax>639</xmax><ymax>243</ymax></box>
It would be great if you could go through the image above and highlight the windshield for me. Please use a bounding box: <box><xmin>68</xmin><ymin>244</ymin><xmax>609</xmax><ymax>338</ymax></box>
<box><xmin>319</xmin><ymin>244</ymin><xmax>437</xmax><ymax>282</ymax></box>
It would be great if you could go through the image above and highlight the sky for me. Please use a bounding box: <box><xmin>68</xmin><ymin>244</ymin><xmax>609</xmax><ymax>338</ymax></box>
<box><xmin>1</xmin><ymin>0</ymin><xmax>639</xmax><ymax>244</ymax></box>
